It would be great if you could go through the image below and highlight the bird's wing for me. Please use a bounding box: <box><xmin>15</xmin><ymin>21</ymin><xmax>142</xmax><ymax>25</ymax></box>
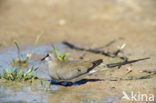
<box><xmin>71</xmin><ymin>59</ymin><xmax>103</xmax><ymax>74</ymax></box>
<box><xmin>58</xmin><ymin>60</ymin><xmax>102</xmax><ymax>80</ymax></box>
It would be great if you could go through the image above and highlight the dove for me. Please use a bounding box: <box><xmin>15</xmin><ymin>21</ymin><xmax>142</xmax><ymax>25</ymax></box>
<box><xmin>41</xmin><ymin>53</ymin><xmax>103</xmax><ymax>82</ymax></box>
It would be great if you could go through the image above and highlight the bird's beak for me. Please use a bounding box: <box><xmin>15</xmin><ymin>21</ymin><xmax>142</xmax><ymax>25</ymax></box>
<box><xmin>41</xmin><ymin>54</ymin><xmax>49</xmax><ymax>61</ymax></box>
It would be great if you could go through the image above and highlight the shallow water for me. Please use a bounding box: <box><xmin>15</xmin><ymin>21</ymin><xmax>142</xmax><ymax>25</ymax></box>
<box><xmin>0</xmin><ymin>44</ymin><xmax>120</xmax><ymax>103</ymax></box>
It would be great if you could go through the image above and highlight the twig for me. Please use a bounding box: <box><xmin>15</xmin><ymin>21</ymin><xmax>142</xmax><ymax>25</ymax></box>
<box><xmin>102</xmin><ymin>74</ymin><xmax>151</xmax><ymax>81</ymax></box>
<box><xmin>63</xmin><ymin>41</ymin><xmax>129</xmax><ymax>61</ymax></box>
<box><xmin>113</xmin><ymin>43</ymin><xmax>128</xmax><ymax>61</ymax></box>
<box><xmin>106</xmin><ymin>57</ymin><xmax>150</xmax><ymax>68</ymax></box>
<box><xmin>63</xmin><ymin>41</ymin><xmax>113</xmax><ymax>57</ymax></box>
<box><xmin>125</xmin><ymin>67</ymin><xmax>133</xmax><ymax>75</ymax></box>
<box><xmin>140</xmin><ymin>70</ymin><xmax>156</xmax><ymax>74</ymax></box>
<box><xmin>63</xmin><ymin>41</ymin><xmax>150</xmax><ymax>67</ymax></box>
<box><xmin>95</xmin><ymin>39</ymin><xmax>116</xmax><ymax>50</ymax></box>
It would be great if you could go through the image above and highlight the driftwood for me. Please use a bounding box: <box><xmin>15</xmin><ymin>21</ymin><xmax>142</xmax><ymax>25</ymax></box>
<box><xmin>62</xmin><ymin>41</ymin><xmax>150</xmax><ymax>68</ymax></box>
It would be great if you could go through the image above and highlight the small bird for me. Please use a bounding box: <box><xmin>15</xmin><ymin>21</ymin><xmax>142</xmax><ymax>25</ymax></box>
<box><xmin>41</xmin><ymin>53</ymin><xmax>103</xmax><ymax>82</ymax></box>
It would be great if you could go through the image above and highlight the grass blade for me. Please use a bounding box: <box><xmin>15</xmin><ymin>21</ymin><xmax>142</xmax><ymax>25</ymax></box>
<box><xmin>34</xmin><ymin>32</ymin><xmax>44</xmax><ymax>47</ymax></box>
<box><xmin>14</xmin><ymin>40</ymin><xmax>21</xmax><ymax>59</ymax></box>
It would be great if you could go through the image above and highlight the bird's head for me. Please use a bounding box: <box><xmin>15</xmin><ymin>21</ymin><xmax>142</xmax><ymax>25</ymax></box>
<box><xmin>41</xmin><ymin>53</ymin><xmax>57</xmax><ymax>62</ymax></box>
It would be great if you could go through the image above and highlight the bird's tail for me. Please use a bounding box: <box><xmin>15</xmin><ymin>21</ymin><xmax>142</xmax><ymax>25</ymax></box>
<box><xmin>87</xmin><ymin>59</ymin><xmax>103</xmax><ymax>74</ymax></box>
<box><xmin>92</xmin><ymin>59</ymin><xmax>103</xmax><ymax>67</ymax></box>
<box><xmin>87</xmin><ymin>59</ymin><xmax>103</xmax><ymax>72</ymax></box>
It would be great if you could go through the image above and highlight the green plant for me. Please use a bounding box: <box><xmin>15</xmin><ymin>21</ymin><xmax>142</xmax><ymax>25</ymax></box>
<box><xmin>51</xmin><ymin>45</ymin><xmax>70</xmax><ymax>61</ymax></box>
<box><xmin>34</xmin><ymin>32</ymin><xmax>44</xmax><ymax>47</ymax></box>
<box><xmin>0</xmin><ymin>66</ymin><xmax>38</xmax><ymax>81</ymax></box>
<box><xmin>11</xmin><ymin>54</ymin><xmax>32</xmax><ymax>67</ymax></box>
<box><xmin>11</xmin><ymin>41</ymin><xmax>32</xmax><ymax>67</ymax></box>
<box><xmin>0</xmin><ymin>40</ymin><xmax>40</xmax><ymax>82</ymax></box>
<box><xmin>14</xmin><ymin>40</ymin><xmax>21</xmax><ymax>59</ymax></box>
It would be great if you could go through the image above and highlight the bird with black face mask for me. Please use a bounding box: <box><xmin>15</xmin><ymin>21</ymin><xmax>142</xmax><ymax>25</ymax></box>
<box><xmin>41</xmin><ymin>53</ymin><xmax>103</xmax><ymax>82</ymax></box>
